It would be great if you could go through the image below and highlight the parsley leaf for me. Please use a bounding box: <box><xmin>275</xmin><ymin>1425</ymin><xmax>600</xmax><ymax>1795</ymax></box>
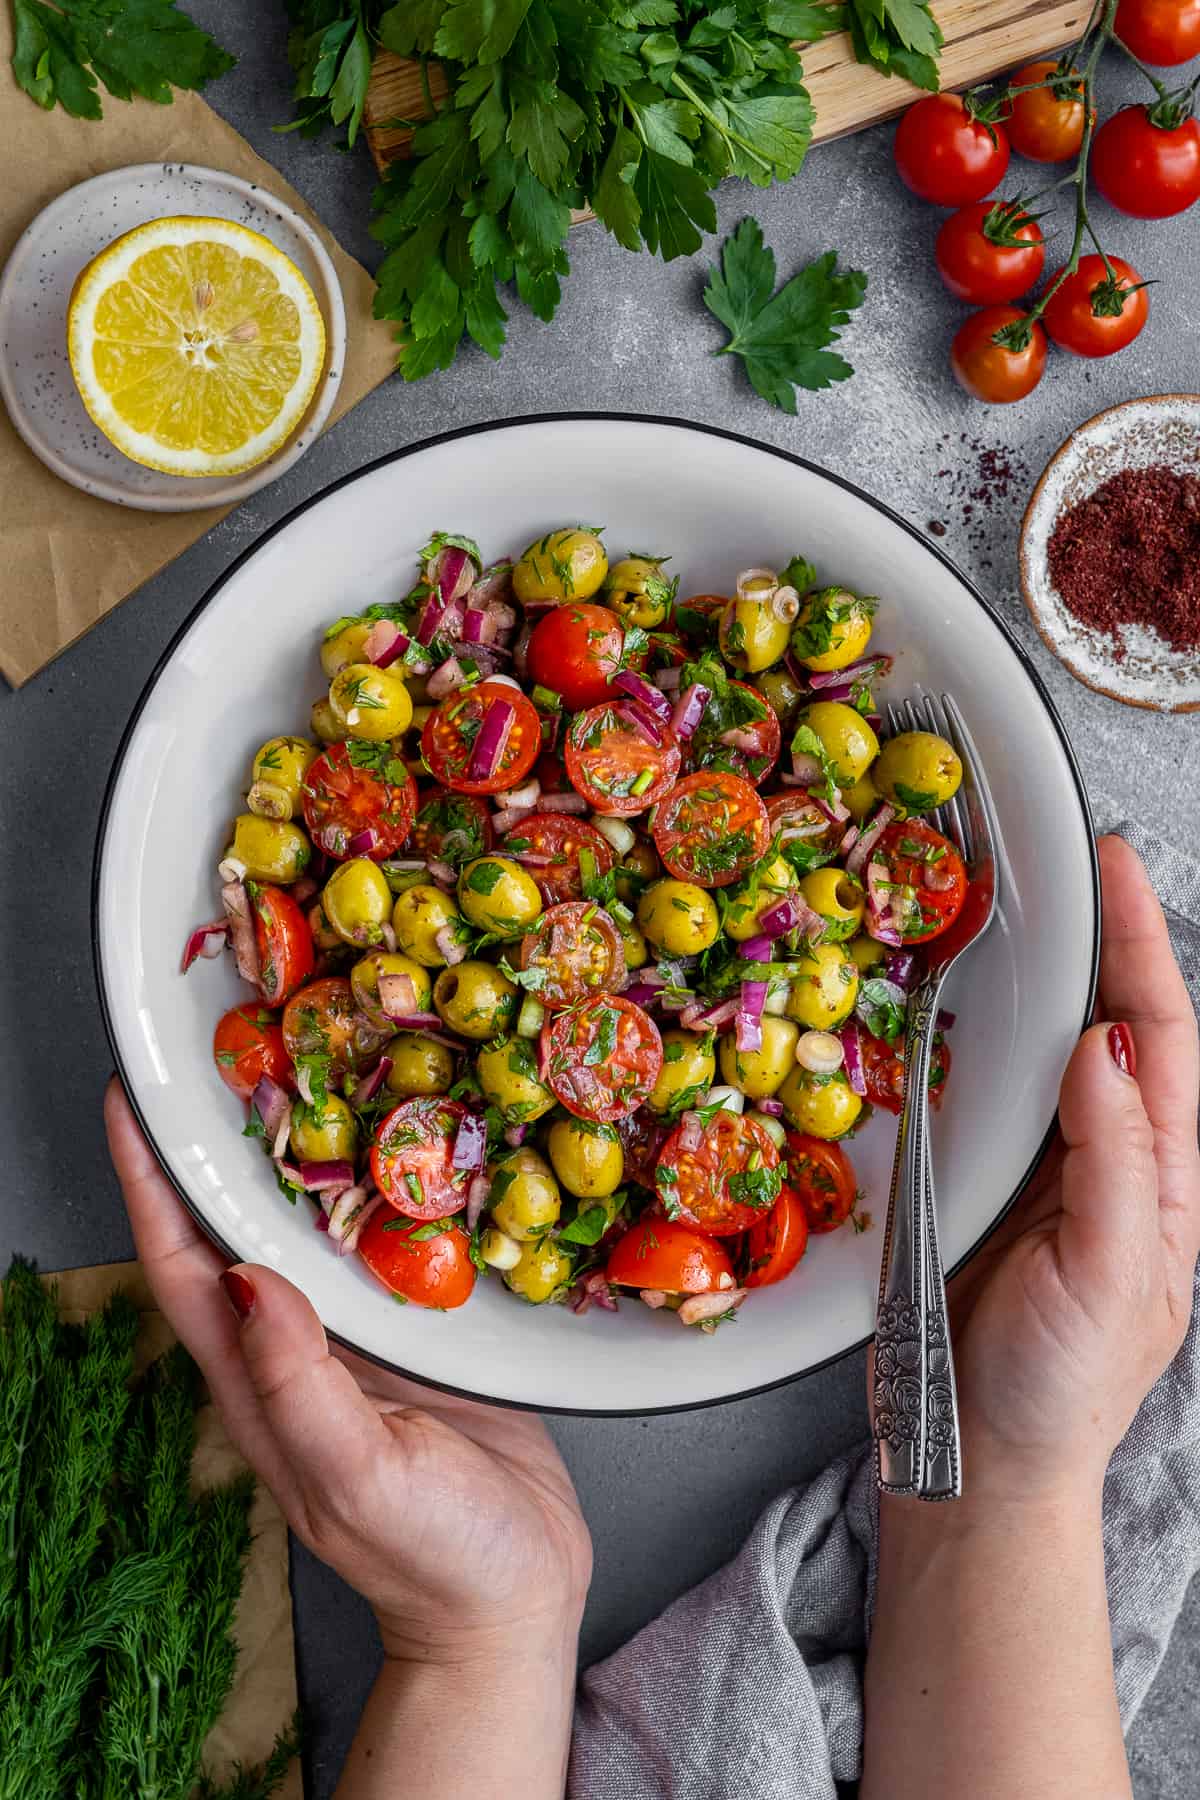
<box><xmin>844</xmin><ymin>0</ymin><xmax>943</xmax><ymax>91</ymax></box>
<box><xmin>705</xmin><ymin>218</ymin><xmax>868</xmax><ymax>413</ymax></box>
<box><xmin>12</xmin><ymin>0</ymin><xmax>234</xmax><ymax>117</ymax></box>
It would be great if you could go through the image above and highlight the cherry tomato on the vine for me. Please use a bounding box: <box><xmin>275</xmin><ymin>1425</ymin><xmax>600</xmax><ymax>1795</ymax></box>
<box><xmin>1092</xmin><ymin>107</ymin><xmax>1200</xmax><ymax>218</ymax></box>
<box><xmin>1042</xmin><ymin>255</ymin><xmax>1149</xmax><ymax>358</ymax></box>
<box><xmin>1005</xmin><ymin>59</ymin><xmax>1089</xmax><ymax>164</ymax></box>
<box><xmin>935</xmin><ymin>200</ymin><xmax>1045</xmax><ymax>304</ymax></box>
<box><xmin>1115</xmin><ymin>0</ymin><xmax>1200</xmax><ymax>65</ymax></box>
<box><xmin>893</xmin><ymin>94</ymin><xmax>1010</xmax><ymax>206</ymax></box>
<box><xmin>950</xmin><ymin>305</ymin><xmax>1047</xmax><ymax>404</ymax></box>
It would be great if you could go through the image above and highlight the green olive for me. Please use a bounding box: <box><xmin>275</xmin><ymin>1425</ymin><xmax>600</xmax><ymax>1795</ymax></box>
<box><xmin>504</xmin><ymin>1237</ymin><xmax>573</xmax><ymax>1304</ymax></box>
<box><xmin>476</xmin><ymin>1037</ymin><xmax>556</xmax><ymax>1126</ymax></box>
<box><xmin>614</xmin><ymin>841</ymin><xmax>660</xmax><ymax>905</ymax></box>
<box><xmin>755</xmin><ymin>666</ymin><xmax>806</xmax><ymax>735</ymax></box>
<box><xmin>841</xmin><ymin>770</ymin><xmax>880</xmax><ymax>822</ymax></box>
<box><xmin>791</xmin><ymin>587</ymin><xmax>875</xmax><ymax>672</ymax></box>
<box><xmin>310</xmin><ymin>696</ymin><xmax>347</xmax><ymax>744</ymax></box>
<box><xmin>637</xmin><ymin>879</ymin><xmax>720</xmax><ymax>955</ymax></box>
<box><xmin>227</xmin><ymin>815</ymin><xmax>311</xmax><ymax>884</ymax></box>
<box><xmin>614</xmin><ymin>914</ymin><xmax>649</xmax><ymax>971</ymax></box>
<box><xmin>322</xmin><ymin>859</ymin><xmax>394</xmax><ymax>948</ymax></box>
<box><xmin>723</xmin><ymin>855</ymin><xmax>796</xmax><ymax>943</ymax></box>
<box><xmin>796</xmin><ymin>701</ymin><xmax>880</xmax><ymax>789</ymax></box>
<box><xmin>602</xmin><ymin>556</ymin><xmax>674</xmax><ymax>630</ymax></box>
<box><xmin>320</xmin><ymin>620</ymin><xmax>374</xmax><ymax>679</ymax></box>
<box><xmin>290</xmin><ymin>1094</ymin><xmax>357</xmax><ymax>1163</ymax></box>
<box><xmin>457</xmin><ymin>856</ymin><xmax>543</xmax><ymax>937</ymax></box>
<box><xmin>718</xmin><ymin>1014</ymin><xmax>799</xmax><ymax>1098</ymax></box>
<box><xmin>646</xmin><ymin>1029</ymin><xmax>716</xmax><ymax>1117</ymax></box>
<box><xmin>512</xmin><ymin>528</ymin><xmax>607</xmax><ymax>604</ymax></box>
<box><xmin>392</xmin><ymin>884</ymin><xmax>464</xmax><ymax>967</ymax></box>
<box><xmin>352</xmin><ymin>950</ymin><xmax>432</xmax><ymax>1016</ymax></box>
<box><xmin>433</xmin><ymin>961</ymin><xmax>518</xmax><ymax>1039</ymax></box>
<box><xmin>785</xmin><ymin>941</ymin><xmax>859</xmax><ymax>1028</ymax></box>
<box><xmin>798</xmin><ymin>867</ymin><xmax>865</xmax><ymax>941</ymax></box>
<box><xmin>846</xmin><ymin>934</ymin><xmax>886</xmax><ymax>977</ymax></box>
<box><xmin>489</xmin><ymin>1146</ymin><xmax>561</xmax><ymax>1241</ymax></box>
<box><xmin>873</xmin><ymin>730</ymin><xmax>962</xmax><ymax>815</ymax></box>
<box><xmin>384</xmin><ymin>1032</ymin><xmax>455</xmax><ymax>1097</ymax></box>
<box><xmin>546</xmin><ymin>1118</ymin><xmax>624</xmax><ymax>1198</ymax></box>
<box><xmin>778</xmin><ymin>1065</ymin><xmax>862</xmax><ymax>1139</ymax></box>
<box><xmin>247</xmin><ymin>736</ymin><xmax>317</xmax><ymax>821</ymax></box>
<box><xmin>328</xmin><ymin>663</ymin><xmax>413</xmax><ymax>740</ymax></box>
<box><xmin>719</xmin><ymin>591</ymin><xmax>791</xmax><ymax>674</ymax></box>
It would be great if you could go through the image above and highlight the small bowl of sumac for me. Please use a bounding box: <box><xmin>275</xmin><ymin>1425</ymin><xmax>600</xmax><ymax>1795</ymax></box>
<box><xmin>1020</xmin><ymin>394</ymin><xmax>1200</xmax><ymax>713</ymax></box>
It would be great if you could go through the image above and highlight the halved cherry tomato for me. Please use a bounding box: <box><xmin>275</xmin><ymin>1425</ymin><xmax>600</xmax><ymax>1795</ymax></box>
<box><xmin>652</xmin><ymin>770</ymin><xmax>770</xmax><ymax>888</ymax></box>
<box><xmin>1004</xmin><ymin>60</ymin><xmax>1088</xmax><ymax>164</ymax></box>
<box><xmin>519</xmin><ymin>901</ymin><xmax>625</xmax><ymax>1009</ymax></box>
<box><xmin>656</xmin><ymin>1109</ymin><xmax>782</xmax><ymax>1237</ymax></box>
<box><xmin>688</xmin><ymin>679</ymin><xmax>781</xmax><ymax>785</ymax></box>
<box><xmin>564</xmin><ymin>702</ymin><xmax>681</xmax><ymax>816</ymax></box>
<box><xmin>950</xmin><ymin>305</ymin><xmax>1046</xmax><ymax>404</ymax></box>
<box><xmin>615</xmin><ymin>1109</ymin><xmax>669</xmax><ymax>1189</ymax></box>
<box><xmin>303</xmin><ymin>742</ymin><xmax>417</xmax><ymax>861</ymax></box>
<box><xmin>1093</xmin><ymin>107</ymin><xmax>1200</xmax><ymax>218</ymax></box>
<box><xmin>1042</xmin><ymin>255</ymin><xmax>1149</xmax><ymax>358</ymax></box>
<box><xmin>213</xmin><ymin>1005</ymin><xmax>291</xmax><ymax>1101</ymax></box>
<box><xmin>283</xmin><ymin>976</ymin><xmax>387</xmax><ymax>1076</ymax></box>
<box><xmin>357</xmin><ymin>1207</ymin><xmax>476</xmax><ymax>1309</ymax></box>
<box><xmin>1115</xmin><ymin>0</ymin><xmax>1200</xmax><ymax>64</ymax></box>
<box><xmin>869</xmin><ymin>820</ymin><xmax>967</xmax><ymax>944</ymax></box>
<box><xmin>606</xmin><ymin>1217</ymin><xmax>734</xmax><ymax>1294</ymax></box>
<box><xmin>675</xmin><ymin>593</ymin><xmax>730</xmax><ymax>638</ymax></box>
<box><xmin>501</xmin><ymin>812</ymin><xmax>615</xmax><ymax>905</ymax></box>
<box><xmin>541</xmin><ymin>996</ymin><xmax>663</xmax><ymax>1122</ymax></box>
<box><xmin>408</xmin><ymin>789</ymin><xmax>493</xmax><ymax>865</ymax></box>
<box><xmin>783</xmin><ymin>1133</ymin><xmax>856</xmax><ymax>1233</ymax></box>
<box><xmin>526</xmin><ymin>603</ymin><xmax>644</xmax><ymax>710</ymax></box>
<box><xmin>861</xmin><ymin>1031</ymin><xmax>952</xmax><ymax>1117</ymax></box>
<box><xmin>744</xmin><ymin>1183</ymin><xmax>810</xmax><ymax>1284</ymax></box>
<box><xmin>935</xmin><ymin>201</ymin><xmax>1045</xmax><ymax>304</ymax></box>
<box><xmin>894</xmin><ymin>94</ymin><xmax>1010</xmax><ymax>206</ymax></box>
<box><xmin>765</xmin><ymin>790</ymin><xmax>842</xmax><ymax>854</ymax></box>
<box><xmin>249</xmin><ymin>883</ymin><xmax>314</xmax><ymax>1006</ymax></box>
<box><xmin>371</xmin><ymin>1097</ymin><xmax>471</xmax><ymax>1220</ymax></box>
<box><xmin>422</xmin><ymin>679</ymin><xmax>541</xmax><ymax>796</ymax></box>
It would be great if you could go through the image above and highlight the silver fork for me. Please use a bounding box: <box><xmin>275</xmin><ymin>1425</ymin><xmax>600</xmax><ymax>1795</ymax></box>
<box><xmin>873</xmin><ymin>693</ymin><xmax>1000</xmax><ymax>1501</ymax></box>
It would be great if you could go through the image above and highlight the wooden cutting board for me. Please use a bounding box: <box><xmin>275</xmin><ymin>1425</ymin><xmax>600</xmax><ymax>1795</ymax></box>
<box><xmin>364</xmin><ymin>0</ymin><xmax>1089</xmax><ymax>175</ymax></box>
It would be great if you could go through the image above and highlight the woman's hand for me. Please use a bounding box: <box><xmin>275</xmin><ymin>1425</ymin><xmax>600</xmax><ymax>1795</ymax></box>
<box><xmin>104</xmin><ymin>1082</ymin><xmax>592</xmax><ymax>1667</ymax></box>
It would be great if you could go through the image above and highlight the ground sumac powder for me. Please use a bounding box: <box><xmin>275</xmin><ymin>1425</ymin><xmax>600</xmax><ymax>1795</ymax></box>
<box><xmin>1047</xmin><ymin>465</ymin><xmax>1200</xmax><ymax>658</ymax></box>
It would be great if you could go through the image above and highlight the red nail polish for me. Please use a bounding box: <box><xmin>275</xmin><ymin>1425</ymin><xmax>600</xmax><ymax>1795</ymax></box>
<box><xmin>220</xmin><ymin>1268</ymin><xmax>256</xmax><ymax>1321</ymax></box>
<box><xmin>1108</xmin><ymin>1022</ymin><xmax>1137</xmax><ymax>1078</ymax></box>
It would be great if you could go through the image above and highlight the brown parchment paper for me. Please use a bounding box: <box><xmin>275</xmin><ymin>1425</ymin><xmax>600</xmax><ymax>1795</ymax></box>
<box><xmin>0</xmin><ymin>11</ymin><xmax>400</xmax><ymax>689</ymax></box>
<box><xmin>48</xmin><ymin>1260</ymin><xmax>303</xmax><ymax>1799</ymax></box>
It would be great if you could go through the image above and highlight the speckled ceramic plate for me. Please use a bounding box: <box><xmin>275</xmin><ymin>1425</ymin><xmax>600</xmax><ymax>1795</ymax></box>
<box><xmin>0</xmin><ymin>163</ymin><xmax>346</xmax><ymax>512</ymax></box>
<box><xmin>94</xmin><ymin>416</ymin><xmax>1099</xmax><ymax>1414</ymax></box>
<box><xmin>1020</xmin><ymin>395</ymin><xmax>1200</xmax><ymax>714</ymax></box>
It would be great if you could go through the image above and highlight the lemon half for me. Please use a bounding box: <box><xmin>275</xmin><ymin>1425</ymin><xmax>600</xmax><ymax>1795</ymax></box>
<box><xmin>67</xmin><ymin>216</ymin><xmax>326</xmax><ymax>479</ymax></box>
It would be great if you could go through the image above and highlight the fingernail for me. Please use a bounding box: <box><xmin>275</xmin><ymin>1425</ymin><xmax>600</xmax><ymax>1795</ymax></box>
<box><xmin>1108</xmin><ymin>1022</ymin><xmax>1137</xmax><ymax>1078</ymax></box>
<box><xmin>220</xmin><ymin>1268</ymin><xmax>256</xmax><ymax>1322</ymax></box>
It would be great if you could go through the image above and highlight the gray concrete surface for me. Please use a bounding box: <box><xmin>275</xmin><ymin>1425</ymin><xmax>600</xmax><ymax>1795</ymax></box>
<box><xmin>1</xmin><ymin>4</ymin><xmax>1198</xmax><ymax>1793</ymax></box>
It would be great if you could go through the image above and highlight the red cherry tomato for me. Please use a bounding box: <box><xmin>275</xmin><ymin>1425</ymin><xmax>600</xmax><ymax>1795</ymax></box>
<box><xmin>213</xmin><ymin>1005</ymin><xmax>291</xmax><ymax>1101</ymax></box>
<box><xmin>870</xmin><ymin>820</ymin><xmax>967</xmax><ymax>943</ymax></box>
<box><xmin>249</xmin><ymin>883</ymin><xmax>314</xmax><ymax>1006</ymax></box>
<box><xmin>652</xmin><ymin>770</ymin><xmax>770</xmax><ymax>887</ymax></box>
<box><xmin>764</xmin><ymin>790</ymin><xmax>842</xmax><ymax>855</ymax></box>
<box><xmin>934</xmin><ymin>201</ymin><xmax>1045</xmax><ymax>304</ymax></box>
<box><xmin>783</xmin><ymin>1133</ymin><xmax>857</xmax><ymax>1233</ymax></box>
<box><xmin>563</xmin><ymin>702</ymin><xmax>681</xmax><ymax>816</ymax></box>
<box><xmin>893</xmin><ymin>94</ymin><xmax>1010</xmax><ymax>206</ymax></box>
<box><xmin>283</xmin><ymin>976</ymin><xmax>386</xmax><ymax>1076</ymax></box>
<box><xmin>744</xmin><ymin>1184</ymin><xmax>810</xmax><ymax>1285</ymax></box>
<box><xmin>606</xmin><ymin>1218</ymin><xmax>735</xmax><ymax>1294</ymax></box>
<box><xmin>371</xmin><ymin>1097</ymin><xmax>471</xmax><ymax>1220</ymax></box>
<box><xmin>1042</xmin><ymin>255</ymin><xmax>1149</xmax><ymax>358</ymax></box>
<box><xmin>357</xmin><ymin>1208</ymin><xmax>477</xmax><ymax>1309</ymax></box>
<box><xmin>1005</xmin><ymin>59</ymin><xmax>1088</xmax><ymax>163</ymax></box>
<box><xmin>655</xmin><ymin>1109</ymin><xmax>782</xmax><ymax>1238</ymax></box>
<box><xmin>950</xmin><ymin>305</ymin><xmax>1046</xmax><ymax>404</ymax></box>
<box><xmin>615</xmin><ymin>1109</ymin><xmax>669</xmax><ymax>1189</ymax></box>
<box><xmin>526</xmin><ymin>603</ymin><xmax>643</xmax><ymax>710</ymax></box>
<box><xmin>303</xmin><ymin>743</ymin><xmax>417</xmax><ymax>861</ymax></box>
<box><xmin>860</xmin><ymin>1031</ymin><xmax>952</xmax><ymax>1117</ymax></box>
<box><xmin>421</xmin><ymin>679</ymin><xmax>542</xmax><ymax>796</ymax></box>
<box><xmin>518</xmin><ymin>901</ymin><xmax>626</xmax><ymax>1010</ymax></box>
<box><xmin>408</xmin><ymin>789</ymin><xmax>493</xmax><ymax>866</ymax></box>
<box><xmin>541</xmin><ymin>996</ymin><xmax>663</xmax><ymax>1122</ymax></box>
<box><xmin>1092</xmin><ymin>107</ymin><xmax>1200</xmax><ymax>218</ymax></box>
<box><xmin>500</xmin><ymin>812</ymin><xmax>615</xmax><ymax>906</ymax></box>
<box><xmin>687</xmin><ymin>678</ymin><xmax>781</xmax><ymax>786</ymax></box>
<box><xmin>1115</xmin><ymin>0</ymin><xmax>1200</xmax><ymax>64</ymax></box>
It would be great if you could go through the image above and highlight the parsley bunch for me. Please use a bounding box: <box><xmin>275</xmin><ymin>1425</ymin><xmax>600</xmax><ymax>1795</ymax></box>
<box><xmin>9</xmin><ymin>0</ymin><xmax>234</xmax><ymax>117</ymax></box>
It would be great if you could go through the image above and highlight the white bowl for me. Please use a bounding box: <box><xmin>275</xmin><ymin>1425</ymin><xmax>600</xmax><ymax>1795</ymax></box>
<box><xmin>94</xmin><ymin>416</ymin><xmax>1099</xmax><ymax>1414</ymax></box>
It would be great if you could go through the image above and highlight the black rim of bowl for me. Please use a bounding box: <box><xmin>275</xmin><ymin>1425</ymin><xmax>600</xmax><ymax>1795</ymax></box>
<box><xmin>92</xmin><ymin>410</ymin><xmax>1102</xmax><ymax>1418</ymax></box>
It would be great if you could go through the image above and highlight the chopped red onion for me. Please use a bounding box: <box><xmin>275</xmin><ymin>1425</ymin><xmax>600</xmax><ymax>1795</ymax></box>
<box><xmin>738</xmin><ymin>934</ymin><xmax>774</xmax><ymax>962</ymax></box>
<box><xmin>377</xmin><ymin>972</ymin><xmax>418</xmax><ymax>1019</ymax></box>
<box><xmin>426</xmin><ymin>656</ymin><xmax>471</xmax><ymax>700</ymax></box>
<box><xmin>616</xmin><ymin>701</ymin><xmax>664</xmax><ymax>746</ymax></box>
<box><xmin>497</xmin><ymin>777</ymin><xmax>541</xmax><ymax>811</ymax></box>
<box><xmin>783</xmin><ymin>649</ymin><xmax>807</xmax><ymax>687</ymax></box>
<box><xmin>272</xmin><ymin>1103</ymin><xmax>294</xmax><ymax>1162</ymax></box>
<box><xmin>251</xmin><ymin>1075</ymin><xmax>291</xmax><ymax>1141</ymax></box>
<box><xmin>923</xmin><ymin>861</ymin><xmax>956</xmax><ymax>893</ymax></box>
<box><xmin>838</xmin><ymin>1021</ymin><xmax>868</xmax><ymax>1096</ymax></box>
<box><xmin>347</xmin><ymin>827</ymin><xmax>379</xmax><ymax>857</ymax></box>
<box><xmin>503</xmin><ymin>1123</ymin><xmax>527</xmax><ymax>1149</ymax></box>
<box><xmin>670</xmin><ymin>682</ymin><xmax>709</xmax><ymax>741</ymax></box>
<box><xmin>937</xmin><ymin>1009</ymin><xmax>957</xmax><ymax>1030</ymax></box>
<box><xmin>865</xmin><ymin>861</ymin><xmax>902</xmax><ymax>947</ymax></box>
<box><xmin>654</xmin><ymin>666</ymin><xmax>682</xmax><ymax>692</ymax></box>
<box><xmin>865</xmin><ymin>712</ymin><xmax>883</xmax><ymax>732</ymax></box>
<box><xmin>811</xmin><ymin>792</ymin><xmax>850</xmax><ymax>826</ymax></box>
<box><xmin>639</xmin><ymin>1288</ymin><xmax>669</xmax><ymax>1310</ymax></box>
<box><xmin>435</xmin><ymin>924</ymin><xmax>467</xmax><ymax>966</ymax></box>
<box><xmin>462</xmin><ymin>606</ymin><xmax>492</xmax><ymax>646</ymax></box>
<box><xmin>452</xmin><ymin>1111</ymin><xmax>487</xmax><ymax>1172</ymax></box>
<box><xmin>513</xmin><ymin>620</ymin><xmax>533</xmax><ymax>681</ymax></box>
<box><xmin>839</xmin><ymin>825</ymin><xmax>860</xmax><ymax>856</ymax></box>
<box><xmin>719</xmin><ymin>725</ymin><xmax>765</xmax><ymax>754</ymax></box>
<box><xmin>299</xmin><ymin>1159</ymin><xmax>357</xmax><ymax>1192</ymax></box>
<box><xmin>433</xmin><ymin>545</ymin><xmax>476</xmax><ymax>605</ymax></box>
<box><xmin>416</xmin><ymin>585</ymin><xmax>450</xmax><ymax>646</ymax></box>
<box><xmin>314</xmin><ymin>1210</ymin><xmax>329</xmax><ymax>1233</ymax></box>
<box><xmin>570</xmin><ymin>1270</ymin><xmax>619</xmax><ymax>1315</ymax></box>
<box><xmin>292</xmin><ymin>876</ymin><xmax>319</xmax><ymax>905</ymax></box>
<box><xmin>622</xmin><ymin>981</ymin><xmax>662</xmax><ymax>1008</ymax></box>
<box><xmin>885</xmin><ymin>951</ymin><xmax>917</xmax><ymax>990</ymax></box>
<box><xmin>533</xmin><ymin>791</ymin><xmax>588</xmax><ymax>815</ymax></box>
<box><xmin>492</xmin><ymin>805</ymin><xmax>536</xmax><ymax>835</ymax></box>
<box><xmin>736</xmin><ymin>980</ymin><xmax>767</xmax><ymax>1052</ymax></box>
<box><xmin>220</xmin><ymin>881</ymin><xmax>261</xmax><ymax>987</ymax></box>
<box><xmin>332</xmin><ymin>1188</ymin><xmax>383</xmax><ymax>1255</ymax></box>
<box><xmin>466</xmin><ymin>1173</ymin><xmax>492</xmax><ymax>1230</ymax></box>
<box><xmin>755</xmin><ymin>1098</ymin><xmax>785</xmax><ymax>1118</ymax></box>
<box><xmin>506</xmin><ymin>850</ymin><xmax>554</xmax><ymax>869</ymax></box>
<box><xmin>678</xmin><ymin>1110</ymin><xmax>704</xmax><ymax>1153</ymax></box>
<box><xmin>679</xmin><ymin>1288</ymin><xmax>747</xmax><ymax>1327</ymax></box>
<box><xmin>679</xmin><ymin>997</ymin><xmax>739</xmax><ymax>1032</ymax></box>
<box><xmin>791</xmin><ymin>751</ymin><xmax>822</xmax><ymax>783</ymax></box>
<box><xmin>275</xmin><ymin>1160</ymin><xmax>307</xmax><ymax>1189</ymax></box>
<box><xmin>808</xmin><ymin>654</ymin><xmax>893</xmax><ymax>692</ymax></box>
<box><xmin>351</xmin><ymin>1057</ymin><xmax>393</xmax><ymax>1107</ymax></box>
<box><xmin>387</xmin><ymin>1011</ymin><xmax>444</xmax><ymax>1032</ymax></box>
<box><xmin>180</xmin><ymin>919</ymin><xmax>229</xmax><ymax>973</ymax></box>
<box><xmin>758</xmin><ymin>894</ymin><xmax>802</xmax><ymax>938</ymax></box>
<box><xmin>846</xmin><ymin>801</ymin><xmax>896</xmax><ymax>877</ymax></box>
<box><xmin>613</xmin><ymin>670</ymin><xmax>673</xmax><ymax>723</ymax></box>
<box><xmin>469</xmin><ymin>561</ymin><xmax>514</xmax><ymax>607</ymax></box>
<box><xmin>363</xmin><ymin>619</ymin><xmax>401</xmax><ymax>666</ymax></box>
<box><xmin>427</xmin><ymin>858</ymin><xmax>456</xmax><ymax>889</ymax></box>
<box><xmin>468</xmin><ymin>697</ymin><xmax>515</xmax><ymax>783</ymax></box>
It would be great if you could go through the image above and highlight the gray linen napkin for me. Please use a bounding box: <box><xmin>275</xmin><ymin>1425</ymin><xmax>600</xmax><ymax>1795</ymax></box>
<box><xmin>569</xmin><ymin>824</ymin><xmax>1200</xmax><ymax>1800</ymax></box>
